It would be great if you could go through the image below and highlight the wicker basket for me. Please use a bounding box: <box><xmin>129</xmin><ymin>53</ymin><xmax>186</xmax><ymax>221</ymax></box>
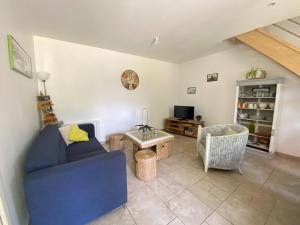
<box><xmin>109</xmin><ymin>133</ymin><xmax>124</xmax><ymax>150</ymax></box>
<box><xmin>135</xmin><ymin>150</ymin><xmax>157</xmax><ymax>181</ymax></box>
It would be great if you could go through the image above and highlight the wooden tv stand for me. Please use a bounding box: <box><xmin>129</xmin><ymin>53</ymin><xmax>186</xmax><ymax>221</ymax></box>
<box><xmin>165</xmin><ymin>118</ymin><xmax>205</xmax><ymax>138</ymax></box>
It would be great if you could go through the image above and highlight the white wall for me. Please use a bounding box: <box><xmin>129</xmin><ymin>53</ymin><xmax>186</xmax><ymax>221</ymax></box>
<box><xmin>178</xmin><ymin>43</ymin><xmax>300</xmax><ymax>157</ymax></box>
<box><xmin>34</xmin><ymin>37</ymin><xmax>179</xmax><ymax>142</ymax></box>
<box><xmin>0</xmin><ymin>1</ymin><xmax>39</xmax><ymax>225</ymax></box>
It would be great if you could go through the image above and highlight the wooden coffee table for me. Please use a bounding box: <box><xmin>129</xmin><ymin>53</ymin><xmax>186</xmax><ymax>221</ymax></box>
<box><xmin>125</xmin><ymin>130</ymin><xmax>174</xmax><ymax>160</ymax></box>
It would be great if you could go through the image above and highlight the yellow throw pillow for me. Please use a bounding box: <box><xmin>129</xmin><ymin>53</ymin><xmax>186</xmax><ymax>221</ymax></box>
<box><xmin>68</xmin><ymin>125</ymin><xmax>89</xmax><ymax>142</ymax></box>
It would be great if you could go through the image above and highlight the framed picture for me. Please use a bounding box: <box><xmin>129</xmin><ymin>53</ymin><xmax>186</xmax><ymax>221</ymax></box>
<box><xmin>7</xmin><ymin>34</ymin><xmax>32</xmax><ymax>78</ymax></box>
<box><xmin>207</xmin><ymin>73</ymin><xmax>218</xmax><ymax>82</ymax></box>
<box><xmin>187</xmin><ymin>87</ymin><xmax>196</xmax><ymax>94</ymax></box>
<box><xmin>121</xmin><ymin>70</ymin><xmax>139</xmax><ymax>90</ymax></box>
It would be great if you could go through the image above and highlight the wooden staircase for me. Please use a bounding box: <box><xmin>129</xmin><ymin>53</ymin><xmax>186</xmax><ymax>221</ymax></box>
<box><xmin>236</xmin><ymin>28</ymin><xmax>300</xmax><ymax>76</ymax></box>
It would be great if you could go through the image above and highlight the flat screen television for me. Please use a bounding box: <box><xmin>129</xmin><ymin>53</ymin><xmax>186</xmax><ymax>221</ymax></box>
<box><xmin>174</xmin><ymin>105</ymin><xmax>194</xmax><ymax>120</ymax></box>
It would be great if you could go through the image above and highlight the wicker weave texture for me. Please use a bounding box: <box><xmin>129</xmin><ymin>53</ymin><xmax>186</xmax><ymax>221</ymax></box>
<box><xmin>199</xmin><ymin>124</ymin><xmax>249</xmax><ymax>171</ymax></box>
<box><xmin>135</xmin><ymin>150</ymin><xmax>157</xmax><ymax>181</ymax></box>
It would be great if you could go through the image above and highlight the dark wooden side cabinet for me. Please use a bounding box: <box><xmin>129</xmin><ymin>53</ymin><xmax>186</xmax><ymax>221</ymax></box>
<box><xmin>165</xmin><ymin>117</ymin><xmax>204</xmax><ymax>138</ymax></box>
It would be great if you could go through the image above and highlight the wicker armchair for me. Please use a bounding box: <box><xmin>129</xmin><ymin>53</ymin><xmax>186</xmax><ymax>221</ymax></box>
<box><xmin>197</xmin><ymin>124</ymin><xmax>249</xmax><ymax>173</ymax></box>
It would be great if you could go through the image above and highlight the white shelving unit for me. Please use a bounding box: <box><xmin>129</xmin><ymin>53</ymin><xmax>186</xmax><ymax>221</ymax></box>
<box><xmin>234</xmin><ymin>78</ymin><xmax>284</xmax><ymax>155</ymax></box>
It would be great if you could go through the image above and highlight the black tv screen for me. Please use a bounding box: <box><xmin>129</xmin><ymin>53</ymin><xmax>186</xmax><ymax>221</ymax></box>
<box><xmin>174</xmin><ymin>105</ymin><xmax>194</xmax><ymax>120</ymax></box>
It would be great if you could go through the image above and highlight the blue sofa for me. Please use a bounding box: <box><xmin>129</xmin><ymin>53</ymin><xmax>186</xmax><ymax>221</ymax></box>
<box><xmin>24</xmin><ymin>124</ymin><xmax>127</xmax><ymax>225</ymax></box>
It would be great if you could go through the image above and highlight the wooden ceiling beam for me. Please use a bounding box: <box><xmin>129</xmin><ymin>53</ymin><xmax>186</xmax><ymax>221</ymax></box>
<box><xmin>236</xmin><ymin>29</ymin><xmax>300</xmax><ymax>77</ymax></box>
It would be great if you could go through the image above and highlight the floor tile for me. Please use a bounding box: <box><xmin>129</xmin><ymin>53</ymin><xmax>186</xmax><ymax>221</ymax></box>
<box><xmin>230</xmin><ymin>158</ymin><xmax>272</xmax><ymax>189</ymax></box>
<box><xmin>88</xmin><ymin>207</ymin><xmax>135</xmax><ymax>225</ymax></box>
<box><xmin>263</xmin><ymin>169</ymin><xmax>300</xmax><ymax>204</ymax></box>
<box><xmin>127</xmin><ymin>186</ymin><xmax>175</xmax><ymax>225</ymax></box>
<box><xmin>168</xmin><ymin>166</ymin><xmax>206</xmax><ymax>187</ymax></box>
<box><xmin>146</xmin><ymin>179</ymin><xmax>184</xmax><ymax>203</ymax></box>
<box><xmin>209</xmin><ymin>187</ymin><xmax>229</xmax><ymax>201</ymax></box>
<box><xmin>205</xmin><ymin>172</ymin><xmax>240</xmax><ymax>194</ymax></box>
<box><xmin>168</xmin><ymin>218</ymin><xmax>185</xmax><ymax>225</ymax></box>
<box><xmin>126</xmin><ymin>161</ymin><xmax>146</xmax><ymax>194</ymax></box>
<box><xmin>269</xmin><ymin>197</ymin><xmax>300</xmax><ymax>225</ymax></box>
<box><xmin>93</xmin><ymin>135</ymin><xmax>300</xmax><ymax>225</ymax></box>
<box><xmin>205</xmin><ymin>212</ymin><xmax>232</xmax><ymax>225</ymax></box>
<box><xmin>168</xmin><ymin>190</ymin><xmax>212</xmax><ymax>225</ymax></box>
<box><xmin>216</xmin><ymin>188</ymin><xmax>269</xmax><ymax>225</ymax></box>
<box><xmin>189</xmin><ymin>180</ymin><xmax>222</xmax><ymax>209</ymax></box>
<box><xmin>275</xmin><ymin>156</ymin><xmax>300</xmax><ymax>178</ymax></box>
<box><xmin>265</xmin><ymin>216</ymin><xmax>284</xmax><ymax>225</ymax></box>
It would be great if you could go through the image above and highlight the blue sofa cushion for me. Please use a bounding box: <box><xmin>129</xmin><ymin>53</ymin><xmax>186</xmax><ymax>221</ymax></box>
<box><xmin>67</xmin><ymin>150</ymin><xmax>105</xmax><ymax>162</ymax></box>
<box><xmin>25</xmin><ymin>125</ymin><xmax>67</xmax><ymax>173</ymax></box>
<box><xmin>67</xmin><ymin>137</ymin><xmax>105</xmax><ymax>155</ymax></box>
<box><xmin>78</xmin><ymin>123</ymin><xmax>95</xmax><ymax>138</ymax></box>
<box><xmin>67</xmin><ymin>137</ymin><xmax>107</xmax><ymax>162</ymax></box>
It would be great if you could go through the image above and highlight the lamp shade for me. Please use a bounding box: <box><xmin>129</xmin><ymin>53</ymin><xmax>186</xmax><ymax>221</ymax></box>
<box><xmin>37</xmin><ymin>72</ymin><xmax>50</xmax><ymax>81</ymax></box>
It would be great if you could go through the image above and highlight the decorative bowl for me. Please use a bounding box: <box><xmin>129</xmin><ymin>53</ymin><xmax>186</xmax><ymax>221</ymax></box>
<box><xmin>268</xmin><ymin>103</ymin><xmax>275</xmax><ymax>109</ymax></box>
<box><xmin>250</xmin><ymin>115</ymin><xmax>264</xmax><ymax>120</ymax></box>
<box><xmin>258</xmin><ymin>103</ymin><xmax>267</xmax><ymax>109</ymax></box>
<box><xmin>238</xmin><ymin>113</ymin><xmax>248</xmax><ymax>119</ymax></box>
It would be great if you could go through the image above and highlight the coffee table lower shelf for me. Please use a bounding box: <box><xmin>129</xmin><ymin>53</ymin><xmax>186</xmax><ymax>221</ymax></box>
<box><xmin>133</xmin><ymin>141</ymin><xmax>172</xmax><ymax>160</ymax></box>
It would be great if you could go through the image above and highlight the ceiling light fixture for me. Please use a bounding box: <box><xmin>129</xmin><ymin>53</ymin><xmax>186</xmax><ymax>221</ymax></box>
<box><xmin>267</xmin><ymin>2</ymin><xmax>276</xmax><ymax>6</ymax></box>
<box><xmin>150</xmin><ymin>36</ymin><xmax>158</xmax><ymax>46</ymax></box>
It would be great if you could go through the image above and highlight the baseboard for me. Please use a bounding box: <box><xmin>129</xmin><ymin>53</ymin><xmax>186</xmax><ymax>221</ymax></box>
<box><xmin>245</xmin><ymin>147</ymin><xmax>276</xmax><ymax>159</ymax></box>
<box><xmin>276</xmin><ymin>152</ymin><xmax>300</xmax><ymax>160</ymax></box>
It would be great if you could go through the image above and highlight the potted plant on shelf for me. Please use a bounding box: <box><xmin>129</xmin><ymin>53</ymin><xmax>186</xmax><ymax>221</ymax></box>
<box><xmin>196</xmin><ymin>115</ymin><xmax>202</xmax><ymax>122</ymax></box>
<box><xmin>246</xmin><ymin>68</ymin><xmax>267</xmax><ymax>80</ymax></box>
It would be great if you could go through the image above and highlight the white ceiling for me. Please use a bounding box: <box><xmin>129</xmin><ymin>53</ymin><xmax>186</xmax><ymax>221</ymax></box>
<box><xmin>10</xmin><ymin>0</ymin><xmax>300</xmax><ymax>63</ymax></box>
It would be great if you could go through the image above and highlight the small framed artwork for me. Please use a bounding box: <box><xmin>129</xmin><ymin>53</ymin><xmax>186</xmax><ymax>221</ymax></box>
<box><xmin>7</xmin><ymin>34</ymin><xmax>32</xmax><ymax>78</ymax></box>
<box><xmin>187</xmin><ymin>87</ymin><xmax>196</xmax><ymax>94</ymax></box>
<box><xmin>207</xmin><ymin>73</ymin><xmax>218</xmax><ymax>82</ymax></box>
<box><xmin>121</xmin><ymin>70</ymin><xmax>139</xmax><ymax>90</ymax></box>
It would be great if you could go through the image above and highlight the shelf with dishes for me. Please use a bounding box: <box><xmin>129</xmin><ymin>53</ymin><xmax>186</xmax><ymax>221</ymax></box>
<box><xmin>239</xmin><ymin>96</ymin><xmax>276</xmax><ymax>99</ymax></box>
<box><xmin>237</xmin><ymin>117</ymin><xmax>272</xmax><ymax>123</ymax></box>
<box><xmin>238</xmin><ymin>102</ymin><xmax>275</xmax><ymax>111</ymax></box>
<box><xmin>238</xmin><ymin>120</ymin><xmax>272</xmax><ymax>128</ymax></box>
<box><xmin>247</xmin><ymin>131</ymin><xmax>271</xmax><ymax>151</ymax></box>
<box><xmin>235</xmin><ymin>79</ymin><xmax>283</xmax><ymax>154</ymax></box>
<box><xmin>247</xmin><ymin>142</ymin><xmax>269</xmax><ymax>152</ymax></box>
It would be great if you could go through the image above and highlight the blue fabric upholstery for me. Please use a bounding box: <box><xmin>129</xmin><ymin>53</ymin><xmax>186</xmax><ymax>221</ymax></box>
<box><xmin>25</xmin><ymin>125</ymin><xmax>67</xmax><ymax>173</ymax></box>
<box><xmin>24</xmin><ymin>123</ymin><xmax>127</xmax><ymax>225</ymax></box>
<box><xmin>78</xmin><ymin>123</ymin><xmax>95</xmax><ymax>138</ymax></box>
<box><xmin>67</xmin><ymin>137</ymin><xmax>106</xmax><ymax>158</ymax></box>
<box><xmin>67</xmin><ymin>149</ymin><xmax>105</xmax><ymax>162</ymax></box>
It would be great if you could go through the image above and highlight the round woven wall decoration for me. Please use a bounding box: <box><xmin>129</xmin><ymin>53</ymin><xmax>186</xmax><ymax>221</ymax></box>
<box><xmin>121</xmin><ymin>70</ymin><xmax>139</xmax><ymax>90</ymax></box>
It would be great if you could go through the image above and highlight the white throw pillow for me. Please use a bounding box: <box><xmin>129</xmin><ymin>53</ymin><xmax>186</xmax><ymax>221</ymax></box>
<box><xmin>59</xmin><ymin>124</ymin><xmax>75</xmax><ymax>146</ymax></box>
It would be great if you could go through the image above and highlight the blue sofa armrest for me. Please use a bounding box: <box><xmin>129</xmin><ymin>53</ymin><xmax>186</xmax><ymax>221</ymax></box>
<box><xmin>78</xmin><ymin>123</ymin><xmax>95</xmax><ymax>137</ymax></box>
<box><xmin>25</xmin><ymin>151</ymin><xmax>127</xmax><ymax>225</ymax></box>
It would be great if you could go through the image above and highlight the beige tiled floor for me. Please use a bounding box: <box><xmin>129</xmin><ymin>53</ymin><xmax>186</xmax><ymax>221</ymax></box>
<box><xmin>90</xmin><ymin>135</ymin><xmax>300</xmax><ymax>225</ymax></box>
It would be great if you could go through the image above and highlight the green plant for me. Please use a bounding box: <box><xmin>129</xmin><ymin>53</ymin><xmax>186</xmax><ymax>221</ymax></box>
<box><xmin>136</xmin><ymin>124</ymin><xmax>153</xmax><ymax>134</ymax></box>
<box><xmin>246</xmin><ymin>68</ymin><xmax>267</xmax><ymax>80</ymax></box>
<box><xmin>246</xmin><ymin>68</ymin><xmax>256</xmax><ymax>80</ymax></box>
<box><xmin>248</xmin><ymin>123</ymin><xmax>255</xmax><ymax>134</ymax></box>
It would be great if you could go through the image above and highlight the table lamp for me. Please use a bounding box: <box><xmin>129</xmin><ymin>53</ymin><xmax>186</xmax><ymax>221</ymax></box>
<box><xmin>37</xmin><ymin>72</ymin><xmax>50</xmax><ymax>96</ymax></box>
